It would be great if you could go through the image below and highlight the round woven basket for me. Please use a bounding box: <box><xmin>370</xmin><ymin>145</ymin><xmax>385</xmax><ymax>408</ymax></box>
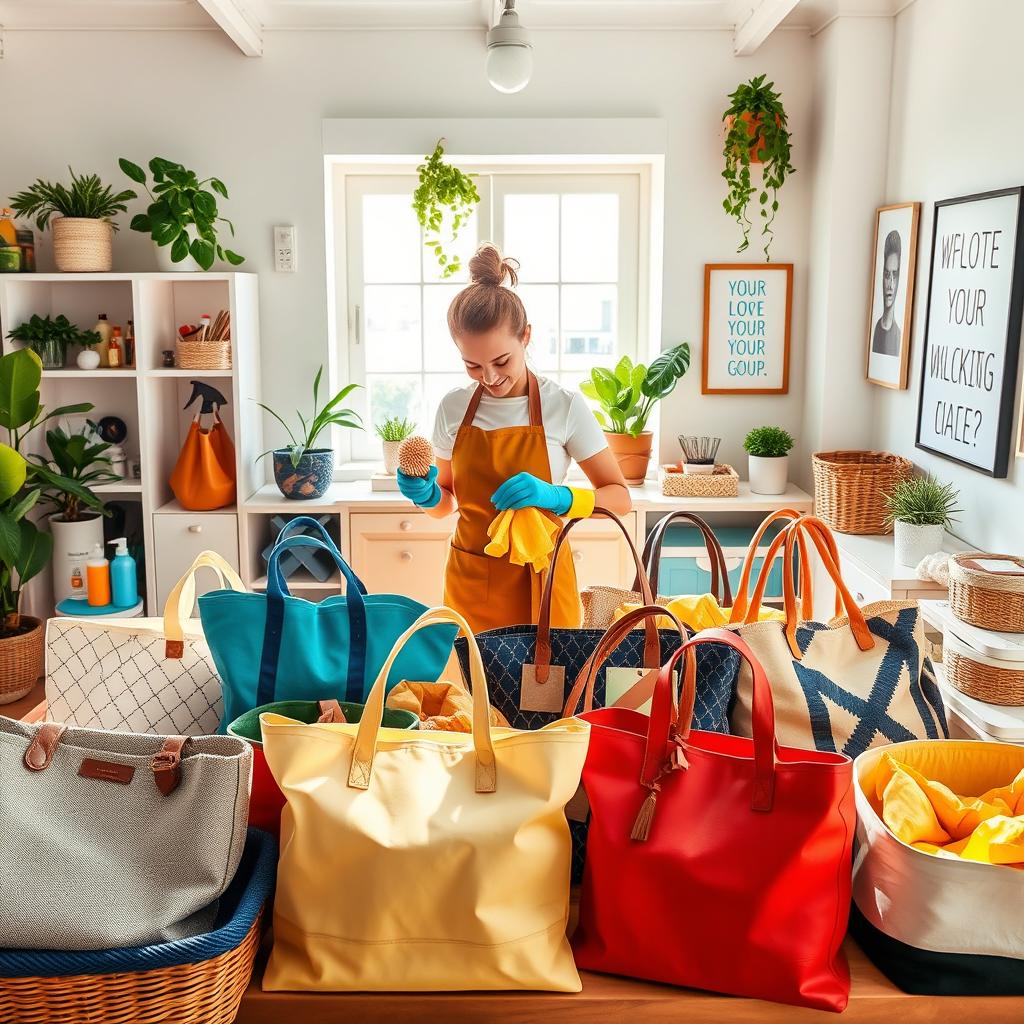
<box><xmin>945</xmin><ymin>643</ymin><xmax>1024</xmax><ymax>707</ymax></box>
<box><xmin>176</xmin><ymin>338</ymin><xmax>231</xmax><ymax>370</ymax></box>
<box><xmin>949</xmin><ymin>552</ymin><xmax>1024</xmax><ymax>632</ymax></box>
<box><xmin>0</xmin><ymin>616</ymin><xmax>44</xmax><ymax>705</ymax></box>
<box><xmin>812</xmin><ymin>450</ymin><xmax>912</xmax><ymax>535</ymax></box>
<box><xmin>52</xmin><ymin>217</ymin><xmax>113</xmax><ymax>272</ymax></box>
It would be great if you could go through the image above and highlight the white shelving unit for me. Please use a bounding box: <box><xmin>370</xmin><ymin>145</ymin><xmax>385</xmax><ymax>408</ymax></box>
<box><xmin>0</xmin><ymin>272</ymin><xmax>263</xmax><ymax>616</ymax></box>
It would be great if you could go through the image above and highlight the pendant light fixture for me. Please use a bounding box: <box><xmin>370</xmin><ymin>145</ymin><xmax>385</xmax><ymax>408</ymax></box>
<box><xmin>486</xmin><ymin>0</ymin><xmax>533</xmax><ymax>94</ymax></box>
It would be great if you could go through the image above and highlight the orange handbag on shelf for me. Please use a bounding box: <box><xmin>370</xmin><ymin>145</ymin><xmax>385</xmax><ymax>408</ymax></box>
<box><xmin>170</xmin><ymin>408</ymin><xmax>236</xmax><ymax>511</ymax></box>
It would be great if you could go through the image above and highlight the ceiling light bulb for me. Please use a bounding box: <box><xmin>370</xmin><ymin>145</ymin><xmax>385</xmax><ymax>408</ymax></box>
<box><xmin>486</xmin><ymin>1</ymin><xmax>533</xmax><ymax>94</ymax></box>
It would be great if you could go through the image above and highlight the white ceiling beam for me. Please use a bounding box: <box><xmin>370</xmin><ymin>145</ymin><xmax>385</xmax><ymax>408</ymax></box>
<box><xmin>734</xmin><ymin>0</ymin><xmax>802</xmax><ymax>55</ymax></box>
<box><xmin>194</xmin><ymin>0</ymin><xmax>262</xmax><ymax>57</ymax></box>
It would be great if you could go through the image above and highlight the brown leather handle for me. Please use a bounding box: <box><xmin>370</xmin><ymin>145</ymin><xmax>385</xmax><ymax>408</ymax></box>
<box><xmin>561</xmin><ymin>603</ymin><xmax>686</xmax><ymax>717</ymax></box>
<box><xmin>637</xmin><ymin>511</ymin><xmax>733</xmax><ymax>606</ymax></box>
<box><xmin>729</xmin><ymin>508</ymin><xmax>806</xmax><ymax>622</ymax></box>
<box><xmin>152</xmin><ymin>736</ymin><xmax>189</xmax><ymax>796</ymax></box>
<box><xmin>535</xmin><ymin>508</ymin><xmax>658</xmax><ymax>683</ymax></box>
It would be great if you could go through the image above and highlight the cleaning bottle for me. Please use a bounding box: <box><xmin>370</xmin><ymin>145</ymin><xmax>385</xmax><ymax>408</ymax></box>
<box><xmin>108</xmin><ymin>326</ymin><xmax>124</xmax><ymax>367</ymax></box>
<box><xmin>93</xmin><ymin>314</ymin><xmax>112</xmax><ymax>367</ymax></box>
<box><xmin>86</xmin><ymin>543</ymin><xmax>111</xmax><ymax>608</ymax></box>
<box><xmin>108</xmin><ymin>538</ymin><xmax>138</xmax><ymax>607</ymax></box>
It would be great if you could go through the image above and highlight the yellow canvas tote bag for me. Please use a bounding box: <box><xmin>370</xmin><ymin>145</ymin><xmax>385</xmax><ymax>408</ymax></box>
<box><xmin>260</xmin><ymin>606</ymin><xmax>589</xmax><ymax>992</ymax></box>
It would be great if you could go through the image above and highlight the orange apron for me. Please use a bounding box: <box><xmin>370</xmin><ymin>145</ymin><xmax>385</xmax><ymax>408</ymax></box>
<box><xmin>443</xmin><ymin>373</ymin><xmax>582</xmax><ymax>633</ymax></box>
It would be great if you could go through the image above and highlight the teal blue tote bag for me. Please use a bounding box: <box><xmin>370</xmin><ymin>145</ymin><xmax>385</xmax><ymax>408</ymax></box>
<box><xmin>199</xmin><ymin>517</ymin><xmax>456</xmax><ymax>731</ymax></box>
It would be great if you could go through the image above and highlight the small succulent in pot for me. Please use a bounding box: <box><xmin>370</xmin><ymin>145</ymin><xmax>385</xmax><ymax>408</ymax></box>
<box><xmin>884</xmin><ymin>474</ymin><xmax>960</xmax><ymax>567</ymax></box>
<box><xmin>375</xmin><ymin>416</ymin><xmax>417</xmax><ymax>475</ymax></box>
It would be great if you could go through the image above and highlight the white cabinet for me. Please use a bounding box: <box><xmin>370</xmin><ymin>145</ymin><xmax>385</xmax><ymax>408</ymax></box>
<box><xmin>153</xmin><ymin>512</ymin><xmax>239</xmax><ymax>609</ymax></box>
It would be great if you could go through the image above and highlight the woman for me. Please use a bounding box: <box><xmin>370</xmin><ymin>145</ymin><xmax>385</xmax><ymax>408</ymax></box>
<box><xmin>397</xmin><ymin>244</ymin><xmax>631</xmax><ymax>634</ymax></box>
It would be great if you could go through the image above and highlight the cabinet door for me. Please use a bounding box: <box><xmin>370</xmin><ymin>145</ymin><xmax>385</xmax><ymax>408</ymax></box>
<box><xmin>349</xmin><ymin>512</ymin><xmax>458</xmax><ymax>608</ymax></box>
<box><xmin>568</xmin><ymin>513</ymin><xmax>638</xmax><ymax>591</ymax></box>
<box><xmin>153</xmin><ymin>513</ymin><xmax>239</xmax><ymax>610</ymax></box>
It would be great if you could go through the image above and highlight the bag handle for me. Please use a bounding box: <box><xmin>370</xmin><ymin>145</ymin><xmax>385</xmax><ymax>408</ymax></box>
<box><xmin>164</xmin><ymin>550</ymin><xmax>246</xmax><ymax>658</ymax></box>
<box><xmin>632</xmin><ymin>628</ymin><xmax>778</xmax><ymax>841</ymax></box>
<box><xmin>267</xmin><ymin>520</ymin><xmax>366</xmax><ymax>598</ymax></box>
<box><xmin>349</xmin><ymin>606</ymin><xmax>496</xmax><ymax>794</ymax></box>
<box><xmin>637</xmin><ymin>512</ymin><xmax>733</xmax><ymax>606</ymax></box>
<box><xmin>535</xmin><ymin>509</ymin><xmax>658</xmax><ymax>682</ymax></box>
<box><xmin>561</xmin><ymin>604</ymin><xmax>686</xmax><ymax>717</ymax></box>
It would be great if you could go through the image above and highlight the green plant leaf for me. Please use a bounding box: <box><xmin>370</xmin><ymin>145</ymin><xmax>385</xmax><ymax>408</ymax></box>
<box><xmin>0</xmin><ymin>512</ymin><xmax>19</xmax><ymax>566</ymax></box>
<box><xmin>152</xmin><ymin>219</ymin><xmax>180</xmax><ymax>247</ymax></box>
<box><xmin>0</xmin><ymin>444</ymin><xmax>27</xmax><ymax>504</ymax></box>
<box><xmin>209</xmin><ymin>178</ymin><xmax>229</xmax><ymax>199</ymax></box>
<box><xmin>119</xmin><ymin>158</ymin><xmax>147</xmax><ymax>184</ymax></box>
<box><xmin>189</xmin><ymin>237</ymin><xmax>216</xmax><ymax>270</ymax></box>
<box><xmin>193</xmin><ymin>191</ymin><xmax>217</xmax><ymax>221</ymax></box>
<box><xmin>591</xmin><ymin>368</ymin><xmax>620</xmax><ymax>405</ymax></box>
<box><xmin>130</xmin><ymin>213</ymin><xmax>152</xmax><ymax>233</ymax></box>
<box><xmin>171</xmin><ymin>232</ymin><xmax>190</xmax><ymax>264</ymax></box>
<box><xmin>224</xmin><ymin>249</ymin><xmax>245</xmax><ymax>266</ymax></box>
<box><xmin>641</xmin><ymin>342</ymin><xmax>691</xmax><ymax>401</ymax></box>
<box><xmin>14</xmin><ymin>518</ymin><xmax>52</xmax><ymax>586</ymax></box>
<box><xmin>8</xmin><ymin>488</ymin><xmax>39</xmax><ymax>523</ymax></box>
<box><xmin>579</xmin><ymin>380</ymin><xmax>599</xmax><ymax>401</ymax></box>
<box><xmin>0</xmin><ymin>349</ymin><xmax>42</xmax><ymax>431</ymax></box>
<box><xmin>614</xmin><ymin>355</ymin><xmax>634</xmax><ymax>386</ymax></box>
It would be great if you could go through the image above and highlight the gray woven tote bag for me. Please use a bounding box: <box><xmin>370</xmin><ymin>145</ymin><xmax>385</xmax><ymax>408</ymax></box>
<box><xmin>0</xmin><ymin>717</ymin><xmax>251</xmax><ymax>950</ymax></box>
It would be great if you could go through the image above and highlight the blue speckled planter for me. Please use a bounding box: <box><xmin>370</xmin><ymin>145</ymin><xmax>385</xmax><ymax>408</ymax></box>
<box><xmin>272</xmin><ymin>448</ymin><xmax>334</xmax><ymax>500</ymax></box>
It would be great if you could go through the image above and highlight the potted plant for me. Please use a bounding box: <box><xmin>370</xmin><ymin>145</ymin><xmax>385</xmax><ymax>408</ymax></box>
<box><xmin>413</xmin><ymin>140</ymin><xmax>480</xmax><ymax>278</ymax></box>
<box><xmin>743</xmin><ymin>425</ymin><xmax>794</xmax><ymax>495</ymax></box>
<box><xmin>375</xmin><ymin>416</ymin><xmax>417</xmax><ymax>474</ymax></box>
<box><xmin>722</xmin><ymin>75</ymin><xmax>795</xmax><ymax>261</ymax></box>
<box><xmin>119</xmin><ymin>157</ymin><xmax>244</xmax><ymax>272</ymax></box>
<box><xmin>257</xmin><ymin>367</ymin><xmax>362</xmax><ymax>500</ymax></box>
<box><xmin>580</xmin><ymin>344</ymin><xmax>691</xmax><ymax>485</ymax></box>
<box><xmin>8</xmin><ymin>169</ymin><xmax>136</xmax><ymax>272</ymax></box>
<box><xmin>6</xmin><ymin>314</ymin><xmax>82</xmax><ymax>370</ymax></box>
<box><xmin>884</xmin><ymin>475</ymin><xmax>960</xmax><ymax>567</ymax></box>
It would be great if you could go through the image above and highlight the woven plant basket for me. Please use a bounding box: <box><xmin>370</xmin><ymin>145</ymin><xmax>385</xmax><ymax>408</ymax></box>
<box><xmin>949</xmin><ymin>552</ymin><xmax>1024</xmax><ymax>633</ymax></box>
<box><xmin>52</xmin><ymin>217</ymin><xmax>113</xmax><ymax>273</ymax></box>
<box><xmin>176</xmin><ymin>338</ymin><xmax>231</xmax><ymax>370</ymax></box>
<box><xmin>944</xmin><ymin>633</ymin><xmax>1024</xmax><ymax>706</ymax></box>
<box><xmin>660</xmin><ymin>463</ymin><xmax>739</xmax><ymax>498</ymax></box>
<box><xmin>812</xmin><ymin>450</ymin><xmax>912</xmax><ymax>535</ymax></box>
<box><xmin>0</xmin><ymin>616</ymin><xmax>43</xmax><ymax>705</ymax></box>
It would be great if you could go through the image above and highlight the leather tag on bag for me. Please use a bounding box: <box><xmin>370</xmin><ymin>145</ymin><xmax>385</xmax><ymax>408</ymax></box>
<box><xmin>606</xmin><ymin>667</ymin><xmax>659</xmax><ymax>715</ymax></box>
<box><xmin>79</xmin><ymin>758</ymin><xmax>135</xmax><ymax>785</ymax></box>
<box><xmin>520</xmin><ymin>663</ymin><xmax>566</xmax><ymax>713</ymax></box>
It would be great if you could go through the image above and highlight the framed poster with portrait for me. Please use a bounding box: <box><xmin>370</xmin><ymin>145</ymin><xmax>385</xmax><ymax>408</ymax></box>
<box><xmin>916</xmin><ymin>187</ymin><xmax>1024</xmax><ymax>478</ymax></box>
<box><xmin>866</xmin><ymin>202</ymin><xmax>921</xmax><ymax>388</ymax></box>
<box><xmin>701</xmin><ymin>263</ymin><xmax>792</xmax><ymax>394</ymax></box>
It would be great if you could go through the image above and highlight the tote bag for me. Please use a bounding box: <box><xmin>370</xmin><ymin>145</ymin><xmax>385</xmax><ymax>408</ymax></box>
<box><xmin>727</xmin><ymin>515</ymin><xmax>947</xmax><ymax>758</ymax></box>
<box><xmin>0</xmin><ymin>716</ymin><xmax>251</xmax><ymax>950</ymax></box>
<box><xmin>456</xmin><ymin>511</ymin><xmax>740</xmax><ymax>732</ymax></box>
<box><xmin>200</xmin><ymin>516</ymin><xmax>456</xmax><ymax>729</ymax></box>
<box><xmin>261</xmin><ymin>606</ymin><xmax>588</xmax><ymax>993</ymax></box>
<box><xmin>46</xmin><ymin>550</ymin><xmax>245</xmax><ymax>735</ymax></box>
<box><xmin>169</xmin><ymin>410</ymin><xmax>236</xmax><ymax>512</ymax></box>
<box><xmin>573</xmin><ymin>628</ymin><xmax>854</xmax><ymax>1012</ymax></box>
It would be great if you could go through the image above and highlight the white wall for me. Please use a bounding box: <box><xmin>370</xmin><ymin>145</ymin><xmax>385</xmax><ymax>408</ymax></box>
<box><xmin>870</xmin><ymin>0</ymin><xmax>1024</xmax><ymax>550</ymax></box>
<box><xmin>0</xmin><ymin>25</ymin><xmax>814</xmax><ymax>473</ymax></box>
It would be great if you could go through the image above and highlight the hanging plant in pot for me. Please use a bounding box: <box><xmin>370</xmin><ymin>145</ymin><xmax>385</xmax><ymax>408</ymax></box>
<box><xmin>413</xmin><ymin>139</ymin><xmax>480</xmax><ymax>278</ymax></box>
<box><xmin>722</xmin><ymin>74</ymin><xmax>795</xmax><ymax>261</ymax></box>
<box><xmin>580</xmin><ymin>343</ymin><xmax>691</xmax><ymax>485</ymax></box>
<box><xmin>375</xmin><ymin>416</ymin><xmax>417</xmax><ymax>475</ymax></box>
<box><xmin>119</xmin><ymin>157</ymin><xmax>244</xmax><ymax>272</ymax></box>
<box><xmin>743</xmin><ymin>425</ymin><xmax>794</xmax><ymax>495</ymax></box>
<box><xmin>884</xmin><ymin>475</ymin><xmax>960</xmax><ymax>568</ymax></box>
<box><xmin>258</xmin><ymin>367</ymin><xmax>362</xmax><ymax>500</ymax></box>
<box><xmin>8</xmin><ymin>169</ymin><xmax>136</xmax><ymax>273</ymax></box>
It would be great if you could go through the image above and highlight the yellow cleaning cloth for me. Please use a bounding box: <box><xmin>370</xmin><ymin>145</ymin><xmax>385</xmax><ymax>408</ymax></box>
<box><xmin>484</xmin><ymin>507</ymin><xmax>562</xmax><ymax>573</ymax></box>
<box><xmin>877</xmin><ymin>754</ymin><xmax>1024</xmax><ymax>867</ymax></box>
<box><xmin>614</xmin><ymin>593</ymin><xmax>786</xmax><ymax>633</ymax></box>
<box><xmin>386</xmin><ymin>680</ymin><xmax>511</xmax><ymax>732</ymax></box>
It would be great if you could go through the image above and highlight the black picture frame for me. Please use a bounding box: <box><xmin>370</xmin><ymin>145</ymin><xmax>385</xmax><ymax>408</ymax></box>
<box><xmin>915</xmin><ymin>186</ymin><xmax>1024</xmax><ymax>478</ymax></box>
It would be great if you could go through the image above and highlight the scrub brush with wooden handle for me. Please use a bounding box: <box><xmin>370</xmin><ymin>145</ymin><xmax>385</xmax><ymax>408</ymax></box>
<box><xmin>398</xmin><ymin>435</ymin><xmax>434</xmax><ymax>478</ymax></box>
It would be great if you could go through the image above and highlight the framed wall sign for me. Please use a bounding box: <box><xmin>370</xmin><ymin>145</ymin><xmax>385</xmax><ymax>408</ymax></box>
<box><xmin>916</xmin><ymin>187</ymin><xmax>1024</xmax><ymax>478</ymax></box>
<box><xmin>866</xmin><ymin>202</ymin><xmax>921</xmax><ymax>389</ymax></box>
<box><xmin>702</xmin><ymin>263</ymin><xmax>792</xmax><ymax>395</ymax></box>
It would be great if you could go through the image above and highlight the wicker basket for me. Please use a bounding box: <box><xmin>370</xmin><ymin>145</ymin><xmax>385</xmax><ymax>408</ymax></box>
<box><xmin>0</xmin><ymin>616</ymin><xmax>43</xmax><ymax>705</ymax></box>
<box><xmin>660</xmin><ymin>463</ymin><xmax>739</xmax><ymax>498</ymax></box>
<box><xmin>176</xmin><ymin>337</ymin><xmax>232</xmax><ymax>370</ymax></box>
<box><xmin>812</xmin><ymin>450</ymin><xmax>912</xmax><ymax>535</ymax></box>
<box><xmin>51</xmin><ymin>217</ymin><xmax>113</xmax><ymax>273</ymax></box>
<box><xmin>949</xmin><ymin>552</ymin><xmax>1024</xmax><ymax>633</ymax></box>
<box><xmin>944</xmin><ymin>631</ymin><xmax>1024</xmax><ymax>706</ymax></box>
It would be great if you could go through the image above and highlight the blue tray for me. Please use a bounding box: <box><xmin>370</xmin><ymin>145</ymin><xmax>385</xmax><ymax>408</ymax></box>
<box><xmin>0</xmin><ymin>828</ymin><xmax>276</xmax><ymax>978</ymax></box>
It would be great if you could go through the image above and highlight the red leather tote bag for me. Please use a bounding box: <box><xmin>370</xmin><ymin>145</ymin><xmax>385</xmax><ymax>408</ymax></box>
<box><xmin>573</xmin><ymin>626</ymin><xmax>855</xmax><ymax>1012</ymax></box>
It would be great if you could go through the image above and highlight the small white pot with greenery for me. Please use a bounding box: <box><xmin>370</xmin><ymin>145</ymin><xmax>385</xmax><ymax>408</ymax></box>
<box><xmin>376</xmin><ymin>417</ymin><xmax>416</xmax><ymax>475</ymax></box>
<box><xmin>884</xmin><ymin>475</ymin><xmax>960</xmax><ymax>567</ymax></box>
<box><xmin>743</xmin><ymin>425</ymin><xmax>794</xmax><ymax>495</ymax></box>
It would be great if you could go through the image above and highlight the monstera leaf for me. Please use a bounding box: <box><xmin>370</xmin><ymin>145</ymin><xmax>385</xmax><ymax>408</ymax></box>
<box><xmin>641</xmin><ymin>343</ymin><xmax>691</xmax><ymax>401</ymax></box>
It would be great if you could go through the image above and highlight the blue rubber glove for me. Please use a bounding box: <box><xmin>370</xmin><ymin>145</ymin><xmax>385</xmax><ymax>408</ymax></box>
<box><xmin>397</xmin><ymin>465</ymin><xmax>441</xmax><ymax>509</ymax></box>
<box><xmin>491</xmin><ymin>472</ymin><xmax>572</xmax><ymax>515</ymax></box>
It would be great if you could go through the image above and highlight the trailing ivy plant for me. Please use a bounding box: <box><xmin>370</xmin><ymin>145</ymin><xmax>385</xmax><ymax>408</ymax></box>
<box><xmin>9</xmin><ymin>169</ymin><xmax>135</xmax><ymax>230</ymax></box>
<box><xmin>119</xmin><ymin>157</ymin><xmax>244</xmax><ymax>270</ymax></box>
<box><xmin>413</xmin><ymin>139</ymin><xmax>480</xmax><ymax>278</ymax></box>
<box><xmin>722</xmin><ymin>75</ymin><xmax>795</xmax><ymax>261</ymax></box>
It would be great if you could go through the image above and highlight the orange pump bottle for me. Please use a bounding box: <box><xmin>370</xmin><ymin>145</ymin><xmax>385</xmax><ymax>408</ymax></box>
<box><xmin>86</xmin><ymin>543</ymin><xmax>111</xmax><ymax>607</ymax></box>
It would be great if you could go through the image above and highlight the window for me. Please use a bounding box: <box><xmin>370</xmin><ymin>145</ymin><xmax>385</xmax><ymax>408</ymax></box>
<box><xmin>340</xmin><ymin>169</ymin><xmax>641</xmax><ymax>462</ymax></box>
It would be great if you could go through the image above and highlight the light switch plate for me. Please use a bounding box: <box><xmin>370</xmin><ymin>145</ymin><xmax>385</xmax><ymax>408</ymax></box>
<box><xmin>274</xmin><ymin>225</ymin><xmax>296</xmax><ymax>272</ymax></box>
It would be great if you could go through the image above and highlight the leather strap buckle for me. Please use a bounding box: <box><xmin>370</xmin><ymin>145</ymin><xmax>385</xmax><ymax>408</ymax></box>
<box><xmin>151</xmin><ymin>736</ymin><xmax>188</xmax><ymax>796</ymax></box>
<box><xmin>23</xmin><ymin>723</ymin><xmax>67</xmax><ymax>772</ymax></box>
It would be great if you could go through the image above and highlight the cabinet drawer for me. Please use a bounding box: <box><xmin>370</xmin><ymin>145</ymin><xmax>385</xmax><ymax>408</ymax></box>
<box><xmin>153</xmin><ymin>513</ymin><xmax>239</xmax><ymax>609</ymax></box>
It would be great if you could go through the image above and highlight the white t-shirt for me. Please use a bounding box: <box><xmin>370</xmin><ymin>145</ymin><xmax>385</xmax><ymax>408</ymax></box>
<box><xmin>432</xmin><ymin>376</ymin><xmax>607</xmax><ymax>484</ymax></box>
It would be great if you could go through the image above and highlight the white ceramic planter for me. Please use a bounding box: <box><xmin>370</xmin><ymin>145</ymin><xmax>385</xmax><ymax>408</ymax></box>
<box><xmin>894</xmin><ymin>521</ymin><xmax>945</xmax><ymax>567</ymax></box>
<box><xmin>382</xmin><ymin>440</ymin><xmax>403</xmax><ymax>475</ymax></box>
<box><xmin>50</xmin><ymin>514</ymin><xmax>104</xmax><ymax>604</ymax></box>
<box><xmin>76</xmin><ymin>349</ymin><xmax>101</xmax><ymax>369</ymax></box>
<box><xmin>748</xmin><ymin>454</ymin><xmax>788</xmax><ymax>495</ymax></box>
<box><xmin>155</xmin><ymin>224</ymin><xmax>200</xmax><ymax>272</ymax></box>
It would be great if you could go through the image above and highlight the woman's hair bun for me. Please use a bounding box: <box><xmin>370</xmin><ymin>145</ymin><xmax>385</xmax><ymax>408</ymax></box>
<box><xmin>469</xmin><ymin>243</ymin><xmax>519</xmax><ymax>288</ymax></box>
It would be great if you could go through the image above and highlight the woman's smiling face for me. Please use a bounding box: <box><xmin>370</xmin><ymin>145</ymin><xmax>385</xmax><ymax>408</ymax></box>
<box><xmin>455</xmin><ymin>323</ymin><xmax>532</xmax><ymax>397</ymax></box>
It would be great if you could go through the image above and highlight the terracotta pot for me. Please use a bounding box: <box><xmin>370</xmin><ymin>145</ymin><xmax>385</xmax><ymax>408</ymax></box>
<box><xmin>725</xmin><ymin>112</ymin><xmax>776</xmax><ymax>165</ymax></box>
<box><xmin>605</xmin><ymin>431</ymin><xmax>652</xmax><ymax>486</ymax></box>
<box><xmin>0</xmin><ymin>616</ymin><xmax>44</xmax><ymax>705</ymax></box>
